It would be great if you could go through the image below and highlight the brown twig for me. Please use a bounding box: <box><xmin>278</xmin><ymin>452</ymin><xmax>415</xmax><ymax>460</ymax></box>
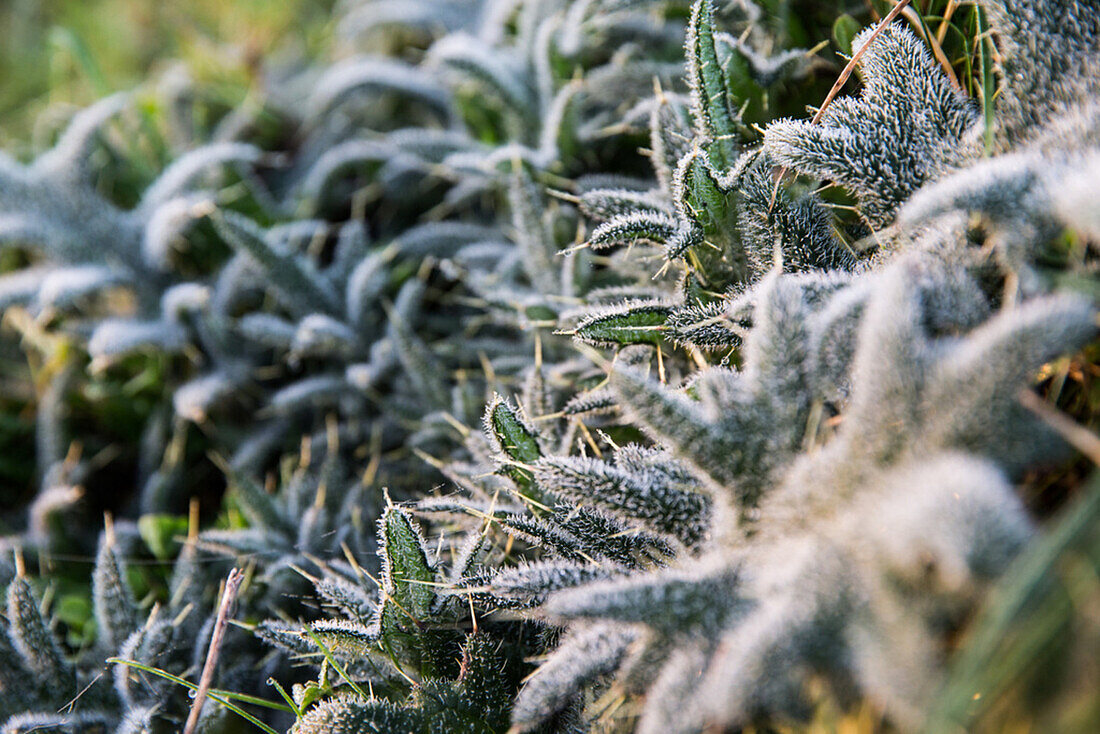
<box><xmin>1018</xmin><ymin>389</ymin><xmax>1100</xmax><ymax>466</ymax></box>
<box><xmin>183</xmin><ymin>567</ymin><xmax>245</xmax><ymax>734</ymax></box>
<box><xmin>936</xmin><ymin>0</ymin><xmax>960</xmax><ymax>45</ymax></box>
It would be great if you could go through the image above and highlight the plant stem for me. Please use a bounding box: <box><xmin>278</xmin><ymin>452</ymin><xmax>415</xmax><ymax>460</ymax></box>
<box><xmin>184</xmin><ymin>567</ymin><xmax>245</xmax><ymax>734</ymax></box>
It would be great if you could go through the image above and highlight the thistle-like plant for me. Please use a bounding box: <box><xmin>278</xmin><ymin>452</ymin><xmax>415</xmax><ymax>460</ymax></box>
<box><xmin>764</xmin><ymin>21</ymin><xmax>980</xmax><ymax>230</ymax></box>
<box><xmin>510</xmin><ymin>256</ymin><xmax>1095</xmax><ymax>732</ymax></box>
<box><xmin>896</xmin><ymin>0</ymin><xmax>1100</xmax><ymax>294</ymax></box>
<box><xmin>256</xmin><ymin>502</ymin><xmax>555</xmax><ymax>733</ymax></box>
<box><xmin>0</xmin><ymin>519</ymin><xmax>247</xmax><ymax>733</ymax></box>
<box><xmin>0</xmin><ymin>0</ymin><xmax>1097</xmax><ymax>732</ymax></box>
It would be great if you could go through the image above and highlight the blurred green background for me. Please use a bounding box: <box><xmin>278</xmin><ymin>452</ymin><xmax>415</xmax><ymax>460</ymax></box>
<box><xmin>0</xmin><ymin>0</ymin><xmax>334</xmax><ymax>147</ymax></box>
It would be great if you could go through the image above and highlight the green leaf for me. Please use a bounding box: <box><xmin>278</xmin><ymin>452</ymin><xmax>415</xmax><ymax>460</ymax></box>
<box><xmin>138</xmin><ymin>514</ymin><xmax>190</xmax><ymax>560</ymax></box>
<box><xmin>687</xmin><ymin>0</ymin><xmax>739</xmax><ymax>170</ymax></box>
<box><xmin>484</xmin><ymin>394</ymin><xmax>543</xmax><ymax>490</ymax></box>
<box><xmin>486</xmin><ymin>395</ymin><xmax>541</xmax><ymax>465</ymax></box>
<box><xmin>667</xmin><ymin>148</ymin><xmax>738</xmax><ymax>265</ymax></box>
<box><xmin>586</xmin><ymin>211</ymin><xmax>678</xmax><ymax>251</ymax></box>
<box><xmin>832</xmin><ymin>14</ymin><xmax>861</xmax><ymax>56</ymax></box>
<box><xmin>55</xmin><ymin>593</ymin><xmax>94</xmax><ymax>646</ymax></box>
<box><xmin>47</xmin><ymin>27</ymin><xmax>110</xmax><ymax>97</ymax></box>
<box><xmin>572</xmin><ymin>301</ymin><xmax>672</xmax><ymax>347</ymax></box>
<box><xmin>292</xmin><ymin>681</ymin><xmax>327</xmax><ymax>712</ymax></box>
<box><xmin>379</xmin><ymin>505</ymin><xmax>437</xmax><ymax>619</ymax></box>
<box><xmin>454</xmin><ymin>632</ymin><xmax>513</xmax><ymax>729</ymax></box>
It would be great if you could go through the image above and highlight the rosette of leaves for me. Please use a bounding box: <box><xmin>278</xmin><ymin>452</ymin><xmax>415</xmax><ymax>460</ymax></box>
<box><xmin>71</xmin><ymin>0</ymin><xmax>744</xmax><ymax>519</ymax></box>
<box><xmin>0</xmin><ymin>0</ymin><xmax>505</xmax><ymax>534</ymax></box>
<box><xmin>500</xmin><ymin>3</ymin><xmax>1100</xmax><ymax>729</ymax></box>
<box><xmin>561</xmin><ymin>0</ymin><xmax>855</xmax><ymax>361</ymax></box>
<box><xmin>82</xmin><ymin>61</ymin><xmax>503</xmax><ymax>514</ymax></box>
<box><xmin>249</xmin><ymin>367</ymin><xmax>691</xmax><ymax>729</ymax></box>
<box><xmin>508</xmin><ymin>255</ymin><xmax>1096</xmax><ymax>732</ymax></box>
<box><xmin>257</xmin><ymin>503</ymin><xmax>554</xmax><ymax>733</ymax></box>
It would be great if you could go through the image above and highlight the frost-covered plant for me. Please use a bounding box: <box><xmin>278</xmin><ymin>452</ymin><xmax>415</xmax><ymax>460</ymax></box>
<box><xmin>518</xmin><ymin>258</ymin><xmax>1092</xmax><ymax>731</ymax></box>
<box><xmin>479</xmin><ymin>252</ymin><xmax>1091</xmax><ymax>732</ymax></box>
<box><xmin>255</xmin><ymin>502</ymin><xmax>557</xmax><ymax>733</ymax></box>
<box><xmin>0</xmin><ymin>0</ymin><xmax>1097</xmax><ymax>732</ymax></box>
<box><xmin>0</xmin><ymin>92</ymin><xmax>268</xmax><ymax>510</ymax></box>
<box><xmin>0</xmin><ymin>520</ymin><xmax>251</xmax><ymax>733</ymax></box>
<box><xmin>764</xmin><ymin>22</ymin><xmax>980</xmax><ymax>229</ymax></box>
<box><xmin>490</xmin><ymin>0</ymin><xmax>1100</xmax><ymax>730</ymax></box>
